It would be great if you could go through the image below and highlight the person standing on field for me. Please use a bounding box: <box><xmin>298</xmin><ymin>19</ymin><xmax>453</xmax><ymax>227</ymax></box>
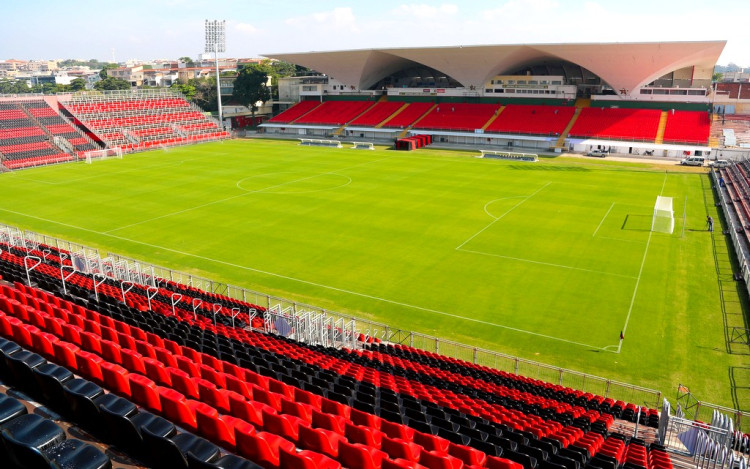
<box><xmin>707</xmin><ymin>215</ymin><xmax>714</xmax><ymax>232</ymax></box>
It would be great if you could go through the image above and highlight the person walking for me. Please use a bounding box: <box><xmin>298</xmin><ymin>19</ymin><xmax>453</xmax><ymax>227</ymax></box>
<box><xmin>707</xmin><ymin>215</ymin><xmax>714</xmax><ymax>232</ymax></box>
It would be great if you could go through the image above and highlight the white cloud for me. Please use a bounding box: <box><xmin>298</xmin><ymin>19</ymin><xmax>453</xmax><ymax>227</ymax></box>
<box><xmin>235</xmin><ymin>23</ymin><xmax>259</xmax><ymax>34</ymax></box>
<box><xmin>391</xmin><ymin>4</ymin><xmax>459</xmax><ymax>19</ymax></box>
<box><xmin>483</xmin><ymin>0</ymin><xmax>559</xmax><ymax>20</ymax></box>
<box><xmin>287</xmin><ymin>7</ymin><xmax>358</xmax><ymax>32</ymax></box>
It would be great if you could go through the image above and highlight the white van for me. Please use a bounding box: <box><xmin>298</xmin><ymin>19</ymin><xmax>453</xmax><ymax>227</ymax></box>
<box><xmin>680</xmin><ymin>156</ymin><xmax>705</xmax><ymax>166</ymax></box>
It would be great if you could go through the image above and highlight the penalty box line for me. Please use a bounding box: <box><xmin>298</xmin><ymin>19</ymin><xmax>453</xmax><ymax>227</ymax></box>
<box><xmin>0</xmin><ymin>206</ymin><xmax>615</xmax><ymax>353</ymax></box>
<box><xmin>455</xmin><ymin>182</ymin><xmax>551</xmax><ymax>251</ymax></box>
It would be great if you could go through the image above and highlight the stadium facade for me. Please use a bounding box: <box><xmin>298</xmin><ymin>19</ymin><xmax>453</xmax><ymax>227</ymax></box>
<box><xmin>266</xmin><ymin>41</ymin><xmax>725</xmax><ymax>105</ymax></box>
<box><xmin>262</xmin><ymin>41</ymin><xmax>728</xmax><ymax>158</ymax></box>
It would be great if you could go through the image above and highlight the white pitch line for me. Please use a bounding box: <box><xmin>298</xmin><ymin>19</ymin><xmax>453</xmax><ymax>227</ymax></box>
<box><xmin>593</xmin><ymin>202</ymin><xmax>615</xmax><ymax>237</ymax></box>
<box><xmin>105</xmin><ymin>154</ymin><xmax>398</xmax><ymax>234</ymax></box>
<box><xmin>457</xmin><ymin>248</ymin><xmax>638</xmax><ymax>280</ymax></box>
<box><xmin>456</xmin><ymin>182</ymin><xmax>551</xmax><ymax>251</ymax></box>
<box><xmin>0</xmin><ymin>206</ymin><xmax>613</xmax><ymax>352</ymax></box>
<box><xmin>617</xmin><ymin>171</ymin><xmax>669</xmax><ymax>353</ymax></box>
<box><xmin>483</xmin><ymin>196</ymin><xmax>528</xmax><ymax>220</ymax></box>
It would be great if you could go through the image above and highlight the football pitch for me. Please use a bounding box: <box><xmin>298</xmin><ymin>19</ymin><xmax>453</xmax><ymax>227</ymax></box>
<box><xmin>0</xmin><ymin>139</ymin><xmax>745</xmax><ymax>409</ymax></box>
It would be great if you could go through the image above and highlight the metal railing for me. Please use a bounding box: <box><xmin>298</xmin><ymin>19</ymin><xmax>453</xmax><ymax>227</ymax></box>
<box><xmin>0</xmin><ymin>220</ymin><xmax>685</xmax><ymax>411</ymax></box>
<box><xmin>711</xmin><ymin>169</ymin><xmax>750</xmax><ymax>299</ymax></box>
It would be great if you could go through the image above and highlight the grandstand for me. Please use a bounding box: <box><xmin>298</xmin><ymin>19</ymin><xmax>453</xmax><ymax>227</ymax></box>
<box><xmin>0</xmin><ymin>228</ymin><xmax>689</xmax><ymax>469</ymax></box>
<box><xmin>0</xmin><ymin>89</ymin><xmax>229</xmax><ymax>171</ymax></box>
<box><xmin>59</xmin><ymin>89</ymin><xmax>230</xmax><ymax>152</ymax></box>
<box><xmin>0</xmin><ymin>98</ymin><xmax>95</xmax><ymax>169</ymax></box>
<box><xmin>262</xmin><ymin>41</ymin><xmax>725</xmax><ymax>156</ymax></box>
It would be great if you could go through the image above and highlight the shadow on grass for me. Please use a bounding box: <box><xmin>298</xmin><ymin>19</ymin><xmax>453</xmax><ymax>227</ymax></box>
<box><xmin>729</xmin><ymin>366</ymin><xmax>750</xmax><ymax>410</ymax></box>
<box><xmin>703</xmin><ymin>173</ymin><xmax>750</xmax><ymax>356</ymax></box>
<box><xmin>621</xmin><ymin>214</ymin><xmax>652</xmax><ymax>231</ymax></box>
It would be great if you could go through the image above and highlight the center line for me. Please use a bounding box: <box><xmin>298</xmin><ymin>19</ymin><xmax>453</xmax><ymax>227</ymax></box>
<box><xmin>105</xmin><ymin>154</ymin><xmax>398</xmax><ymax>234</ymax></box>
<box><xmin>593</xmin><ymin>202</ymin><xmax>615</xmax><ymax>237</ymax></box>
<box><xmin>456</xmin><ymin>182</ymin><xmax>551</xmax><ymax>251</ymax></box>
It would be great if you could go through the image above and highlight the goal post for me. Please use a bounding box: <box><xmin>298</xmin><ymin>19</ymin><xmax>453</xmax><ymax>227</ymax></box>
<box><xmin>84</xmin><ymin>148</ymin><xmax>123</xmax><ymax>164</ymax></box>
<box><xmin>652</xmin><ymin>196</ymin><xmax>674</xmax><ymax>234</ymax></box>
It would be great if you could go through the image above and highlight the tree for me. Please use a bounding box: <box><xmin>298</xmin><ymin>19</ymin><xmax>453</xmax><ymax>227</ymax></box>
<box><xmin>271</xmin><ymin>60</ymin><xmax>297</xmax><ymax>78</ymax></box>
<box><xmin>0</xmin><ymin>78</ymin><xmax>30</xmax><ymax>94</ymax></box>
<box><xmin>94</xmin><ymin>76</ymin><xmax>130</xmax><ymax>90</ymax></box>
<box><xmin>712</xmin><ymin>71</ymin><xmax>724</xmax><ymax>83</ymax></box>
<box><xmin>99</xmin><ymin>63</ymin><xmax>119</xmax><ymax>79</ymax></box>
<box><xmin>171</xmin><ymin>82</ymin><xmax>196</xmax><ymax>101</ymax></box>
<box><xmin>179</xmin><ymin>56</ymin><xmax>195</xmax><ymax>67</ymax></box>
<box><xmin>232</xmin><ymin>65</ymin><xmax>271</xmax><ymax>125</ymax></box>
<box><xmin>191</xmin><ymin>77</ymin><xmax>218</xmax><ymax>112</ymax></box>
<box><xmin>69</xmin><ymin>78</ymin><xmax>87</xmax><ymax>91</ymax></box>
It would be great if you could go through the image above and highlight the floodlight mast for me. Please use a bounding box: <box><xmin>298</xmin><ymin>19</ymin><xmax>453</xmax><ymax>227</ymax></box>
<box><xmin>205</xmin><ymin>20</ymin><xmax>226</xmax><ymax>128</ymax></box>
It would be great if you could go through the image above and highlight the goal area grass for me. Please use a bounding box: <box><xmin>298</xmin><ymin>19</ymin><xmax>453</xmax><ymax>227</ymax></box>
<box><xmin>0</xmin><ymin>139</ymin><xmax>745</xmax><ymax>409</ymax></box>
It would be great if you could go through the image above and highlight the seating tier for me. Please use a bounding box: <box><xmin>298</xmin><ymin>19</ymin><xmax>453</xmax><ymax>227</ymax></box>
<box><xmin>349</xmin><ymin>102</ymin><xmax>406</xmax><ymax>127</ymax></box>
<box><xmin>485</xmin><ymin>105</ymin><xmax>575</xmax><ymax>136</ymax></box>
<box><xmin>568</xmin><ymin>108</ymin><xmax>661</xmax><ymax>141</ymax></box>
<box><xmin>60</xmin><ymin>95</ymin><xmax>230</xmax><ymax>152</ymax></box>
<box><xmin>294</xmin><ymin>101</ymin><xmax>375</xmax><ymax>126</ymax></box>
<box><xmin>268</xmin><ymin>101</ymin><xmax>321</xmax><ymax>123</ymax></box>
<box><xmin>413</xmin><ymin>103</ymin><xmax>500</xmax><ymax>132</ymax></box>
<box><xmin>662</xmin><ymin>111</ymin><xmax>710</xmax><ymax>145</ymax></box>
<box><xmin>381</xmin><ymin>103</ymin><xmax>434</xmax><ymax>129</ymax></box>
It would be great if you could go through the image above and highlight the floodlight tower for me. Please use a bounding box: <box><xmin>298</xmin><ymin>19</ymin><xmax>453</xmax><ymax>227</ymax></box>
<box><xmin>205</xmin><ymin>19</ymin><xmax>226</xmax><ymax>128</ymax></box>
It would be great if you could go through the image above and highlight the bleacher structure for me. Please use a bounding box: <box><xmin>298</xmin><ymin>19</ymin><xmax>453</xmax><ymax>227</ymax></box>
<box><xmin>59</xmin><ymin>89</ymin><xmax>230</xmax><ymax>152</ymax></box>
<box><xmin>0</xmin><ymin>97</ymin><xmax>99</xmax><ymax>170</ymax></box>
<box><xmin>261</xmin><ymin>100</ymin><xmax>715</xmax><ymax>156</ymax></box>
<box><xmin>1</xmin><ymin>223</ymin><xmax>747</xmax><ymax>469</ymax></box>
<box><xmin>0</xmin><ymin>89</ymin><xmax>230</xmax><ymax>171</ymax></box>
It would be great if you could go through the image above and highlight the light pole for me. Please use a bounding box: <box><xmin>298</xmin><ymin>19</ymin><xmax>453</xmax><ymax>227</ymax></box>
<box><xmin>205</xmin><ymin>20</ymin><xmax>226</xmax><ymax>128</ymax></box>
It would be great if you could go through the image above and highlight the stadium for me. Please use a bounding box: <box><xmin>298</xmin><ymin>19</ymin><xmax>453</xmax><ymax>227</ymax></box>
<box><xmin>0</xmin><ymin>38</ymin><xmax>749</xmax><ymax>469</ymax></box>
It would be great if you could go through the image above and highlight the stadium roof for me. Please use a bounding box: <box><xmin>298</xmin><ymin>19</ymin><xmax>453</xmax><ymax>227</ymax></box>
<box><xmin>265</xmin><ymin>41</ymin><xmax>726</xmax><ymax>96</ymax></box>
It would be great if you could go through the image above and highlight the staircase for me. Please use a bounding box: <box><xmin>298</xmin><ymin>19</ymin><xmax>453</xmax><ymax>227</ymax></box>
<box><xmin>333</xmin><ymin>102</ymin><xmax>377</xmax><ymax>137</ymax></box>
<box><xmin>398</xmin><ymin>103</ymin><xmax>438</xmax><ymax>139</ymax></box>
<box><xmin>377</xmin><ymin>103</ymin><xmax>410</xmax><ymax>129</ymax></box>
<box><xmin>289</xmin><ymin>102</ymin><xmax>322</xmax><ymax>124</ymax></box>
<box><xmin>555</xmin><ymin>107</ymin><xmax>582</xmax><ymax>150</ymax></box>
<box><xmin>654</xmin><ymin>111</ymin><xmax>668</xmax><ymax>144</ymax></box>
<box><xmin>480</xmin><ymin>105</ymin><xmax>505</xmax><ymax>131</ymax></box>
<box><xmin>52</xmin><ymin>136</ymin><xmax>74</xmax><ymax>155</ymax></box>
<box><xmin>123</xmin><ymin>130</ymin><xmax>141</xmax><ymax>145</ymax></box>
<box><xmin>574</xmin><ymin>97</ymin><xmax>591</xmax><ymax>108</ymax></box>
<box><xmin>377</xmin><ymin>94</ymin><xmax>389</xmax><ymax>102</ymax></box>
<box><xmin>171</xmin><ymin>124</ymin><xmax>188</xmax><ymax>139</ymax></box>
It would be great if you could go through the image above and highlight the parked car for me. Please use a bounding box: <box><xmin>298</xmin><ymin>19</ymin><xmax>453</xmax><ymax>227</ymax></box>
<box><xmin>710</xmin><ymin>159</ymin><xmax>730</xmax><ymax>168</ymax></box>
<box><xmin>587</xmin><ymin>149</ymin><xmax>606</xmax><ymax>157</ymax></box>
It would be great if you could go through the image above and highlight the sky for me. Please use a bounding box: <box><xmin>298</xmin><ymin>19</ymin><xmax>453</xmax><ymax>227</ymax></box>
<box><xmin>1</xmin><ymin>0</ymin><xmax>748</xmax><ymax>66</ymax></box>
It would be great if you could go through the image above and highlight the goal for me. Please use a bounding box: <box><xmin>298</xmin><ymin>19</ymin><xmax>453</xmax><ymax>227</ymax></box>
<box><xmin>84</xmin><ymin>148</ymin><xmax>123</xmax><ymax>164</ymax></box>
<box><xmin>652</xmin><ymin>196</ymin><xmax>674</xmax><ymax>234</ymax></box>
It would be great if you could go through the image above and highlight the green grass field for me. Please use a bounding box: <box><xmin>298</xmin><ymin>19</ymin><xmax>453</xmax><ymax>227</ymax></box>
<box><xmin>0</xmin><ymin>139</ymin><xmax>746</xmax><ymax>409</ymax></box>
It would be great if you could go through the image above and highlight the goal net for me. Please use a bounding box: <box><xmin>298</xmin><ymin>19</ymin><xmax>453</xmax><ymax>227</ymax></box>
<box><xmin>84</xmin><ymin>148</ymin><xmax>123</xmax><ymax>164</ymax></box>
<box><xmin>652</xmin><ymin>196</ymin><xmax>674</xmax><ymax>234</ymax></box>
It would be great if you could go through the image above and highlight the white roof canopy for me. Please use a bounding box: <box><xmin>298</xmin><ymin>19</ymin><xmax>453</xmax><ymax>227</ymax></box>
<box><xmin>265</xmin><ymin>41</ymin><xmax>725</xmax><ymax>97</ymax></box>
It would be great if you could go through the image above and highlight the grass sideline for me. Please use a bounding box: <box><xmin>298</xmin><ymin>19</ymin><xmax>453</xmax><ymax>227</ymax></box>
<box><xmin>0</xmin><ymin>139</ymin><xmax>745</xmax><ymax>409</ymax></box>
